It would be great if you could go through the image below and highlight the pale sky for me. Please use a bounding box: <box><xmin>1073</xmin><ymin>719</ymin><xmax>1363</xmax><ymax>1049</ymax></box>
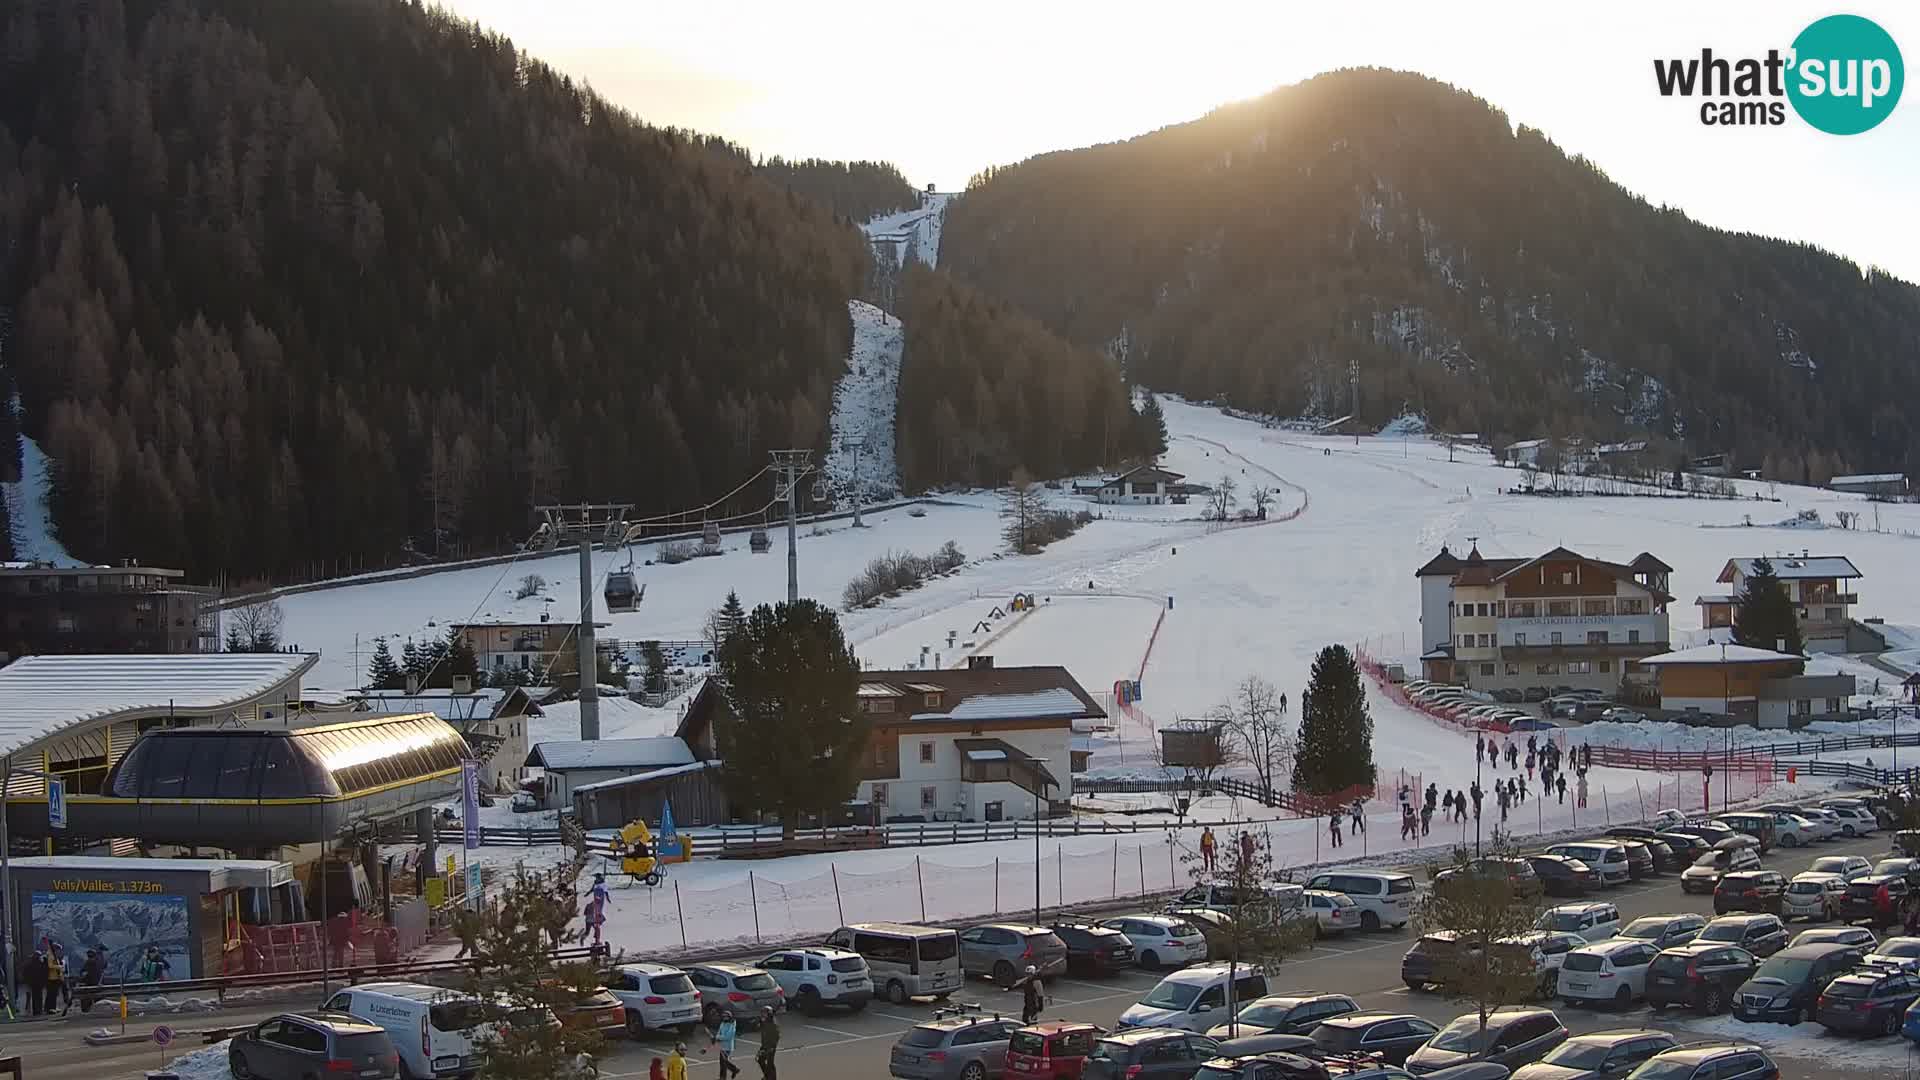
<box><xmin>442</xmin><ymin>1</ymin><xmax>1920</xmax><ymax>282</ymax></box>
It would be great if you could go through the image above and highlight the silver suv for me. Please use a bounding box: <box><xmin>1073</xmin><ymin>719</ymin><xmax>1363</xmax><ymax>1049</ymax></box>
<box><xmin>957</xmin><ymin>923</ymin><xmax>1068</xmax><ymax>986</ymax></box>
<box><xmin>759</xmin><ymin>947</ymin><xmax>871</xmax><ymax>1013</ymax></box>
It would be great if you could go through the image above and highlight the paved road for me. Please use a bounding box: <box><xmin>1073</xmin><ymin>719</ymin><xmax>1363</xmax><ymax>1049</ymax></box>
<box><xmin>11</xmin><ymin>834</ymin><xmax>1913</xmax><ymax>1079</ymax></box>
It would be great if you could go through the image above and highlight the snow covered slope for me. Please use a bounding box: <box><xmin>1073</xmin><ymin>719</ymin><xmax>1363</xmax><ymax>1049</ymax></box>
<box><xmin>2</xmin><ymin>393</ymin><xmax>79</xmax><ymax>565</ymax></box>
<box><xmin>864</xmin><ymin>191</ymin><xmax>951</xmax><ymax>268</ymax></box>
<box><xmin>822</xmin><ymin>301</ymin><xmax>903</xmax><ymax>501</ymax></box>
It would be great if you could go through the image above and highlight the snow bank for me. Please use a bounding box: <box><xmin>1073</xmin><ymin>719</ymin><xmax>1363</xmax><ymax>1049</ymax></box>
<box><xmin>168</xmin><ymin>1039</ymin><xmax>232</xmax><ymax>1080</ymax></box>
<box><xmin>1667</xmin><ymin>1013</ymin><xmax>1911</xmax><ymax>1070</ymax></box>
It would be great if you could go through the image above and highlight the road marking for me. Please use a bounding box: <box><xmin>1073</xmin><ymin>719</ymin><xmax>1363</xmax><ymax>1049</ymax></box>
<box><xmin>864</xmin><ymin>1008</ymin><xmax>928</xmax><ymax>1024</ymax></box>
<box><xmin>793</xmin><ymin>1020</ymin><xmax>869</xmax><ymax>1039</ymax></box>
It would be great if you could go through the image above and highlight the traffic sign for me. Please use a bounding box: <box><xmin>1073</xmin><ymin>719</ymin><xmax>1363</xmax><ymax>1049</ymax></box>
<box><xmin>47</xmin><ymin>777</ymin><xmax>67</xmax><ymax>830</ymax></box>
<box><xmin>152</xmin><ymin>1024</ymin><xmax>176</xmax><ymax>1047</ymax></box>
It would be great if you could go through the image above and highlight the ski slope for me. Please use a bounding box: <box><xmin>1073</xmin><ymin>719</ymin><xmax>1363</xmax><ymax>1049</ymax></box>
<box><xmin>864</xmin><ymin>191</ymin><xmax>952</xmax><ymax>268</ymax></box>
<box><xmin>2</xmin><ymin>394</ymin><xmax>80</xmax><ymax>565</ymax></box>
<box><xmin>822</xmin><ymin>301</ymin><xmax>904</xmax><ymax>502</ymax></box>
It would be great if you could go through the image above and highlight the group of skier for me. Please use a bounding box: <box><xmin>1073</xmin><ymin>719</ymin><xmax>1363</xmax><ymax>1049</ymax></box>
<box><xmin>1324</xmin><ymin>732</ymin><xmax>1604</xmax><ymax>847</ymax></box>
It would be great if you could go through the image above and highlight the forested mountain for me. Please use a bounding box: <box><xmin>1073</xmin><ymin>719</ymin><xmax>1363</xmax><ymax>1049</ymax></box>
<box><xmin>942</xmin><ymin>69</ymin><xmax>1920</xmax><ymax>480</ymax></box>
<box><xmin>894</xmin><ymin>264</ymin><xmax>1151</xmax><ymax>491</ymax></box>
<box><xmin>0</xmin><ymin>0</ymin><xmax>866</xmax><ymax>581</ymax></box>
<box><xmin>685</xmin><ymin>136</ymin><xmax>922</xmax><ymax>225</ymax></box>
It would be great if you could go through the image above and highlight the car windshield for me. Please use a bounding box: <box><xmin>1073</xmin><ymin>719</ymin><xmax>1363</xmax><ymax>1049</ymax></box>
<box><xmin>734</xmin><ymin>973</ymin><xmax>777</xmax><ymax>991</ymax></box>
<box><xmin>430</xmin><ymin>1001</ymin><xmax>485</xmax><ymax>1031</ymax></box>
<box><xmin>1387</xmin><ymin>877</ymin><xmax>1416</xmax><ymax>895</ymax></box>
<box><xmin>902</xmin><ymin>1028</ymin><xmax>947</xmax><ymax>1048</ymax></box>
<box><xmin>1009</xmin><ymin>1031</ymin><xmax>1048</xmax><ymax>1055</ymax></box>
<box><xmin>1621</xmin><ymin>918</ymin><xmax>1669</xmax><ymax>939</ymax></box>
<box><xmin>830</xmin><ymin>957</ymin><xmax>866</xmax><ymax>973</ymax></box>
<box><xmin>650</xmin><ymin>974</ymin><xmax>695</xmax><ymax>995</ymax></box>
<box><xmin>1693</xmin><ymin>851</ymin><xmax>1729</xmax><ymax>869</ymax></box>
<box><xmin>1627</xmin><ymin>1061</ymin><xmax>1701</xmax><ymax>1080</ymax></box>
<box><xmin>1880</xmin><ymin>941</ymin><xmax>1920</xmax><ymax>957</ymax></box>
<box><xmin>1235</xmin><ymin>1004</ymin><xmax>1291</xmax><ymax>1027</ymax></box>
<box><xmin>1541</xmin><ymin>911</ymin><xmax>1589</xmax><ymax>931</ymax></box>
<box><xmin>1428</xmin><ymin>1017</ymin><xmax>1498</xmax><ymax>1053</ymax></box>
<box><xmin>1140</xmin><ymin>981</ymin><xmax>1204</xmax><ymax>1010</ymax></box>
<box><xmin>1697</xmin><ymin>923</ymin><xmax>1745</xmax><ymax>942</ymax></box>
<box><xmin>1541</xmin><ymin>1041</ymin><xmax>1613</xmax><ymax>1068</ymax></box>
<box><xmin>1875</xmin><ymin>861</ymin><xmax>1912</xmax><ymax>876</ymax></box>
<box><xmin>1311</xmin><ymin>1026</ymin><xmax>1364</xmax><ymax>1052</ymax></box>
<box><xmin>1755</xmin><ymin>955</ymin><xmax>1814</xmax><ymax>982</ymax></box>
<box><xmin>1169</xmin><ymin>922</ymin><xmax>1201</xmax><ymax>938</ymax></box>
<box><xmin>1822</xmin><ymin>979</ymin><xmax>1869</xmax><ymax>999</ymax></box>
<box><xmin>1191</xmin><ymin>1068</ymin><xmax>1239</xmax><ymax>1080</ymax></box>
<box><xmin>918</xmin><ymin>935</ymin><xmax>959</xmax><ymax>962</ymax></box>
<box><xmin>1787</xmin><ymin>880</ymin><xmax>1824</xmax><ymax>895</ymax></box>
<box><xmin>1811</xmin><ymin>858</ymin><xmax>1850</xmax><ymax>873</ymax></box>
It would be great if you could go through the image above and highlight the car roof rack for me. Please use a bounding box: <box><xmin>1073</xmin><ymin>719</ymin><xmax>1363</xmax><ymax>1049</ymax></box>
<box><xmin>929</xmin><ymin>1002</ymin><xmax>997</xmax><ymax>1023</ymax></box>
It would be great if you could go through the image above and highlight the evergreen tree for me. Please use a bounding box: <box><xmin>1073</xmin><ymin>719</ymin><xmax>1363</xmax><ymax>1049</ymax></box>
<box><xmin>445</xmin><ymin>625</ymin><xmax>478</xmax><ymax>687</ymax></box>
<box><xmin>1293</xmin><ymin>644</ymin><xmax>1375</xmax><ymax>795</ymax></box>
<box><xmin>1732</xmin><ymin>557</ymin><xmax>1804</xmax><ymax>655</ymax></box>
<box><xmin>224</xmin><ymin>624</ymin><xmax>247</xmax><ymax>653</ymax></box>
<box><xmin>715</xmin><ymin>599</ymin><xmax>867</xmax><ymax>838</ymax></box>
<box><xmin>459</xmin><ymin>863</ymin><xmax>603</xmax><ymax>1079</ymax></box>
<box><xmin>1136</xmin><ymin>392</ymin><xmax>1169</xmax><ymax>458</ymax></box>
<box><xmin>1000</xmin><ymin>468</ymin><xmax>1048</xmax><ymax>554</ymax></box>
<box><xmin>400</xmin><ymin>639</ymin><xmax>427</xmax><ymax>687</ymax></box>
<box><xmin>716</xmin><ymin>590</ymin><xmax>746</xmax><ymax>647</ymax></box>
<box><xmin>366</xmin><ymin>638</ymin><xmax>402</xmax><ymax>690</ymax></box>
<box><xmin>640</xmin><ymin>640</ymin><xmax>669</xmax><ymax>694</ymax></box>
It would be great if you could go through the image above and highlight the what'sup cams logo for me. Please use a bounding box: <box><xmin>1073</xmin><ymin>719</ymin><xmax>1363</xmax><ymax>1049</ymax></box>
<box><xmin>1654</xmin><ymin>13</ymin><xmax>1904</xmax><ymax>133</ymax></box>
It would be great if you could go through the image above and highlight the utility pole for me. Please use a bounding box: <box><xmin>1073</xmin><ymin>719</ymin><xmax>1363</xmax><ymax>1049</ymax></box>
<box><xmin>770</xmin><ymin>450</ymin><xmax>816</xmax><ymax>603</ymax></box>
<box><xmin>578</xmin><ymin>538</ymin><xmax>599</xmax><ymax>740</ymax></box>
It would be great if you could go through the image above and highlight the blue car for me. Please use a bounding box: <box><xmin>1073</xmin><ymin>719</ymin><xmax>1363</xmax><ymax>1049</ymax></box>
<box><xmin>1905</xmin><ymin>995</ymin><xmax>1920</xmax><ymax>1041</ymax></box>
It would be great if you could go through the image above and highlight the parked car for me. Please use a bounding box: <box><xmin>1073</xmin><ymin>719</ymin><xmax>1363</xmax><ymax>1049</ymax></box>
<box><xmin>1795</xmin><ymin>808</ymin><xmax>1846</xmax><ymax>842</ymax></box>
<box><xmin>959</xmin><ymin>923</ymin><xmax>1069</xmax><ymax>986</ymax></box>
<box><xmin>1117</xmin><ymin>964</ymin><xmax>1270</xmax><ymax>1034</ymax></box>
<box><xmin>1501</xmin><ymin>931</ymin><xmax>1588</xmax><ymax>997</ymax></box>
<box><xmin>1186</xmin><ymin>1053</ymin><xmax>1332</xmax><ymax>1080</ymax></box>
<box><xmin>1695</xmin><ymin>914</ymin><xmax>1789</xmax><ymax>958</ymax></box>
<box><xmin>1050</xmin><ymin>920</ymin><xmax>1137</xmax><ymax>976</ymax></box>
<box><xmin>1715</xmin><ymin>813</ymin><xmax>1777</xmax><ymax>853</ymax></box>
<box><xmin>1163</xmin><ymin>908</ymin><xmax>1240</xmax><ymax>962</ymax></box>
<box><xmin>1403</xmin><ymin>1007</ymin><xmax>1569</xmax><ymax>1074</ymax></box>
<box><xmin>1872</xmin><ymin>857</ymin><xmax>1920</xmax><ymax>890</ymax></box>
<box><xmin>1604</xmin><ymin>828</ymin><xmax>1676</xmax><ymax>872</ymax></box>
<box><xmin>1206</xmin><ymin>992</ymin><xmax>1359</xmax><ymax>1038</ymax></box>
<box><xmin>1525</xmin><ymin>854</ymin><xmax>1599</xmax><ymax>896</ymax></box>
<box><xmin>1168</xmin><ymin>881</ymin><xmax>1305</xmax><ymax>919</ymax></box>
<box><xmin>1510</xmin><ymin>1029</ymin><xmax>1678</xmax><ymax>1080</ymax></box>
<box><xmin>756</xmin><ymin>948</ymin><xmax>872</xmax><ymax>1014</ymax></box>
<box><xmin>1782</xmin><ymin>873</ymin><xmax>1848</xmax><ymax>923</ymax></box>
<box><xmin>1558</xmin><ymin>940</ymin><xmax>1659</xmax><ymax>1009</ymax></box>
<box><xmin>1820</xmin><ymin>802</ymin><xmax>1879</xmax><ymax>837</ymax></box>
<box><xmin>1841</xmin><ymin>874</ymin><xmax>1912</xmax><ymax>928</ymax></box>
<box><xmin>1713</xmin><ymin>871</ymin><xmax>1787</xmax><ymax>916</ymax></box>
<box><xmin>1493</xmin><ymin>688</ymin><xmax>1526</xmax><ymax>703</ymax></box>
<box><xmin>1101</xmin><ymin>915</ymin><xmax>1210</xmax><ymax>969</ymax></box>
<box><xmin>229</xmin><ymin>1012</ymin><xmax>399</xmax><ymax>1080</ymax></box>
<box><xmin>1621</xmin><ymin>1043</ymin><xmax>1779</xmax><ymax>1080</ymax></box>
<box><xmin>604</xmin><ymin>961</ymin><xmax>705</xmax><ymax>1035</ymax></box>
<box><xmin>1403</xmin><ymin>932</ymin><xmax>1467</xmax><ymax>990</ymax></box>
<box><xmin>1815</xmin><ymin>966</ymin><xmax>1920</xmax><ymax>1037</ymax></box>
<box><xmin>1435</xmin><ymin>857</ymin><xmax>1544</xmax><ymax>899</ymax></box>
<box><xmin>1733</xmin><ymin>942</ymin><xmax>1869</xmax><ymax>1024</ymax></box>
<box><xmin>1616</xmin><ymin>914</ymin><xmax>1706</xmax><ymax>951</ymax></box>
<box><xmin>322</xmin><ymin>983</ymin><xmax>528</xmax><ymax>1080</ymax></box>
<box><xmin>1680</xmin><ymin>844</ymin><xmax>1761</xmax><ymax>894</ymax></box>
<box><xmin>1308</xmin><ymin>1012</ymin><xmax>1441</xmax><ymax>1066</ymax></box>
<box><xmin>1613</xmin><ymin>840</ymin><xmax>1656</xmax><ymax>881</ymax></box>
<box><xmin>1749</xmin><ymin>806</ymin><xmax>1823</xmax><ymax>845</ymax></box>
<box><xmin>1654</xmin><ymin>833</ymin><xmax>1712</xmax><ymax>865</ymax></box>
<box><xmin>1208</xmin><ymin>1033</ymin><xmax>1319</xmax><ymax>1061</ymax></box>
<box><xmin>827</xmin><ymin>923</ymin><xmax>961</xmax><ymax>1003</ymax></box>
<box><xmin>1662</xmin><ymin>821</ymin><xmax>1740</xmax><ymax>848</ymax></box>
<box><xmin>890</xmin><ymin>1011</ymin><xmax>1022</xmax><ymax>1080</ymax></box>
<box><xmin>1790</xmin><ymin>925</ymin><xmax>1878</xmax><ymax>950</ymax></box>
<box><xmin>1302</xmin><ymin>871</ymin><xmax>1417</xmax><ymax>931</ymax></box>
<box><xmin>1535</xmin><ymin>903</ymin><xmax>1621</xmax><ymax>943</ymax></box>
<box><xmin>686</xmin><ymin>962</ymin><xmax>785</xmax><ymax>1027</ymax></box>
<box><xmin>1083</xmin><ymin>1028</ymin><xmax>1225</xmax><ymax>1080</ymax></box>
<box><xmin>1863</xmin><ymin>935</ymin><xmax>1920</xmax><ymax>972</ymax></box>
<box><xmin>1643</xmin><ymin>943</ymin><xmax>1757</xmax><ymax>1014</ymax></box>
<box><xmin>1007</xmin><ymin>1020</ymin><xmax>1102</xmax><ymax>1079</ymax></box>
<box><xmin>552</xmin><ymin>986</ymin><xmax>626</xmax><ymax>1037</ymax></box>
<box><xmin>1302</xmin><ymin>889</ymin><xmax>1362</xmax><ymax>937</ymax></box>
<box><xmin>1545</xmin><ymin>843</ymin><xmax>1630</xmax><ymax>888</ymax></box>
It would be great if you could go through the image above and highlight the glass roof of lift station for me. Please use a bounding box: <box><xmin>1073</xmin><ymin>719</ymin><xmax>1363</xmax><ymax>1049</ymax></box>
<box><xmin>106</xmin><ymin>713</ymin><xmax>469</xmax><ymax>800</ymax></box>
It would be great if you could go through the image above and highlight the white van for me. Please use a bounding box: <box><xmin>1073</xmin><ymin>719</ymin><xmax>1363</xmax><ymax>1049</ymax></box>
<box><xmin>325</xmin><ymin>981</ymin><xmax>531</xmax><ymax>1079</ymax></box>
<box><xmin>1301</xmin><ymin>871</ymin><xmax>1417</xmax><ymax>931</ymax></box>
<box><xmin>1114</xmin><ymin>964</ymin><xmax>1270</xmax><ymax>1033</ymax></box>
<box><xmin>825</xmin><ymin>922</ymin><xmax>962</xmax><ymax>1004</ymax></box>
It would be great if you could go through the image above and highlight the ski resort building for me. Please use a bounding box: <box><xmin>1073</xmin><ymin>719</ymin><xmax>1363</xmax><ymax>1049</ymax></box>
<box><xmin>1700</xmin><ymin>555</ymin><xmax>1864</xmax><ymax>654</ymax></box>
<box><xmin>0</xmin><ymin>561</ymin><xmax>217</xmax><ymax>662</ymax></box>
<box><xmin>1828</xmin><ymin>473</ymin><xmax>1908</xmax><ymax>498</ymax></box>
<box><xmin>1637</xmin><ymin>643</ymin><xmax>1856</xmax><ymax>728</ymax></box>
<box><xmin>1095</xmin><ymin>465</ymin><xmax>1186</xmax><ymax>505</ymax></box>
<box><xmin>676</xmin><ymin>660</ymin><xmax>1103</xmax><ymax>824</ymax></box>
<box><xmin>451</xmin><ymin>617</ymin><xmax>609</xmax><ymax>675</ymax></box>
<box><xmin>525</xmin><ymin>736</ymin><xmax>700</xmax><ymax>809</ymax></box>
<box><xmin>1414</xmin><ymin>544</ymin><xmax>1673</xmax><ymax>695</ymax></box>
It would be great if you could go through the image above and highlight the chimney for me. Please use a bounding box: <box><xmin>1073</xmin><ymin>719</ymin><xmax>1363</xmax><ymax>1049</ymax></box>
<box><xmin>405</xmin><ymin>673</ymin><xmax>421</xmax><ymax>695</ymax></box>
<box><xmin>969</xmin><ymin>655</ymin><xmax>995</xmax><ymax>670</ymax></box>
<box><xmin>452</xmin><ymin>674</ymin><xmax>472</xmax><ymax>694</ymax></box>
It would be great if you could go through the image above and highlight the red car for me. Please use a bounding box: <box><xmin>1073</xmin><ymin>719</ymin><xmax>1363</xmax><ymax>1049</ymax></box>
<box><xmin>1006</xmin><ymin>1021</ymin><xmax>1101</xmax><ymax>1079</ymax></box>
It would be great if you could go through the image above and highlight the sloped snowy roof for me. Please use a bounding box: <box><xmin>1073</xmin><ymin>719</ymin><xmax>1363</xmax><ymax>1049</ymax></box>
<box><xmin>0</xmin><ymin>653</ymin><xmax>317</xmax><ymax>759</ymax></box>
<box><xmin>963</xmin><ymin>748</ymin><xmax>1008</xmax><ymax>761</ymax></box>
<box><xmin>1639</xmin><ymin>644</ymin><xmax>1804</xmax><ymax>665</ymax></box>
<box><xmin>526</xmin><ymin>736</ymin><xmax>694</xmax><ymax>771</ymax></box>
<box><xmin>937</xmin><ymin>689</ymin><xmax>1087</xmax><ymax>722</ymax></box>
<box><xmin>1720</xmin><ymin>556</ymin><xmax>1862</xmax><ymax>581</ymax></box>
<box><xmin>572</xmin><ymin>759</ymin><xmax>718</xmax><ymax>793</ymax></box>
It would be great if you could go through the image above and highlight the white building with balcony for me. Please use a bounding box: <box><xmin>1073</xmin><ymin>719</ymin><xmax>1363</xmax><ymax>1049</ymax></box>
<box><xmin>1415</xmin><ymin>545</ymin><xmax>1673</xmax><ymax>694</ymax></box>
<box><xmin>1698</xmin><ymin>554</ymin><xmax>1863</xmax><ymax>653</ymax></box>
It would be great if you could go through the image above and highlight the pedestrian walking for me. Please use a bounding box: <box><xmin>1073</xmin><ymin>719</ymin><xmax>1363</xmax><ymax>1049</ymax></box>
<box><xmin>77</xmin><ymin>946</ymin><xmax>105</xmax><ymax>1014</ymax></box>
<box><xmin>1497</xmin><ymin>787</ymin><xmax>1510</xmax><ymax>823</ymax></box>
<box><xmin>1576</xmin><ymin>772</ymin><xmax>1589</xmax><ymax>809</ymax></box>
<box><xmin>1582</xmin><ymin>743</ymin><xmax>1592</xmax><ymax>770</ymax></box>
<box><xmin>1420</xmin><ymin>803</ymin><xmax>1433</xmax><ymax>837</ymax></box>
<box><xmin>650</xmin><ymin>1057</ymin><xmax>665</xmax><ymax>1080</ymax></box>
<box><xmin>1556</xmin><ymin>773</ymin><xmax>1567</xmax><ymax>804</ymax></box>
<box><xmin>756</xmin><ymin>1007</ymin><xmax>780</xmax><ymax>1080</ymax></box>
<box><xmin>23</xmin><ymin>950</ymin><xmax>46</xmax><ymax>1017</ymax></box>
<box><xmin>712</xmin><ymin>1010</ymin><xmax>742</xmax><ymax>1079</ymax></box>
<box><xmin>1425</xmin><ymin>782</ymin><xmax>1438</xmax><ymax>811</ymax></box>
<box><xmin>1351</xmin><ymin>798</ymin><xmax>1366</xmax><ymax>834</ymax></box>
<box><xmin>1328</xmin><ymin>811</ymin><xmax>1343</xmax><ymax>848</ymax></box>
<box><xmin>1239</xmin><ymin>829</ymin><xmax>1255</xmax><ymax>864</ymax></box>
<box><xmin>1470</xmin><ymin>782</ymin><xmax>1483</xmax><ymax>821</ymax></box>
<box><xmin>1020</xmin><ymin>966</ymin><xmax>1045</xmax><ymax>1024</ymax></box>
<box><xmin>1199</xmin><ymin>827</ymin><xmax>1217</xmax><ymax>873</ymax></box>
<box><xmin>667</xmin><ymin>1044</ymin><xmax>688</xmax><ymax>1080</ymax></box>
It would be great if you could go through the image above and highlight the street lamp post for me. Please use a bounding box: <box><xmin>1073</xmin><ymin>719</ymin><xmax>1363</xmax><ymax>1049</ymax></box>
<box><xmin>1722</xmin><ymin>642</ymin><xmax>1731</xmax><ymax>811</ymax></box>
<box><xmin>1032</xmin><ymin>762</ymin><xmax>1053</xmax><ymax>925</ymax></box>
